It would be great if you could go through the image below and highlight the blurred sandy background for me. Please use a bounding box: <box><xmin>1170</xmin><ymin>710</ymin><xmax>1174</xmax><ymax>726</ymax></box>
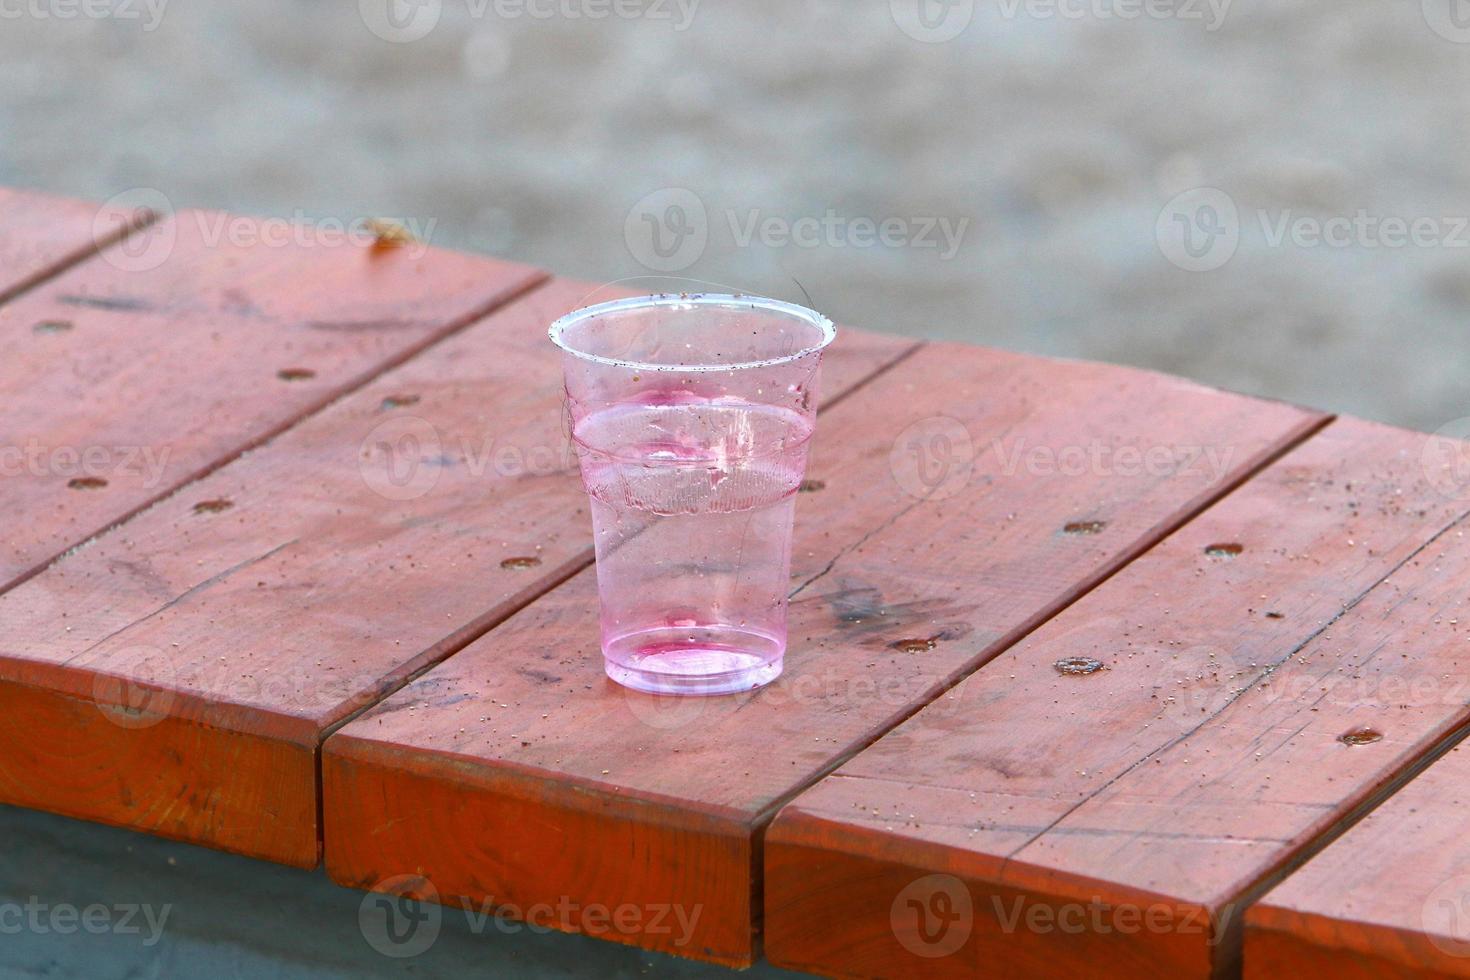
<box><xmin>2</xmin><ymin>1</ymin><xmax>1469</xmax><ymax>429</ymax></box>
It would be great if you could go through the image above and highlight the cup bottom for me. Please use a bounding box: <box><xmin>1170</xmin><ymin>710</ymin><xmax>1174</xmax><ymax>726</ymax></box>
<box><xmin>602</xmin><ymin>624</ymin><xmax>784</xmax><ymax>696</ymax></box>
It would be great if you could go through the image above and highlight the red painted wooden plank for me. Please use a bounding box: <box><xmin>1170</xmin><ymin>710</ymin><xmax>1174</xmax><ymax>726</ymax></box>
<box><xmin>0</xmin><ymin>188</ymin><xmax>149</xmax><ymax>303</ymax></box>
<box><xmin>0</xmin><ymin>278</ymin><xmax>910</xmax><ymax>869</ymax></box>
<box><xmin>321</xmin><ymin>344</ymin><xmax>1325</xmax><ymax>966</ymax></box>
<box><xmin>764</xmin><ymin>417</ymin><xmax>1470</xmax><ymax>979</ymax></box>
<box><xmin>0</xmin><ymin>208</ymin><xmax>544</xmax><ymax>593</ymax></box>
<box><xmin>1245</xmin><ymin>740</ymin><xmax>1470</xmax><ymax>974</ymax></box>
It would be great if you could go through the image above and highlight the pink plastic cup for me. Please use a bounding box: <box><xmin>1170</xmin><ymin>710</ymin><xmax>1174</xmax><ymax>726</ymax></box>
<box><xmin>550</xmin><ymin>294</ymin><xmax>836</xmax><ymax>695</ymax></box>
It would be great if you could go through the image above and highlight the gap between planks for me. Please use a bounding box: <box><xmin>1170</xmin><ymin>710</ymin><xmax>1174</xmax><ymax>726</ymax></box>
<box><xmin>313</xmin><ymin>333</ymin><xmax>927</xmax><ymax>741</ymax></box>
<box><xmin>952</xmin><ymin>480</ymin><xmax>1470</xmax><ymax>974</ymax></box>
<box><xmin>329</xmin><ymin>366</ymin><xmax>1329</xmax><ymax>947</ymax></box>
<box><xmin>0</xmin><ymin>201</ymin><xmax>157</xmax><ymax>308</ymax></box>
<box><xmin>998</xmin><ymin>490</ymin><xmax>1470</xmax><ymax>881</ymax></box>
<box><xmin>1201</xmin><ymin>499</ymin><xmax>1470</xmax><ymax>964</ymax></box>
<box><xmin>310</xmin><ymin>336</ymin><xmax>929</xmax><ymax>849</ymax></box>
<box><xmin>0</xmin><ymin>268</ymin><xmax>552</xmax><ymax>600</ymax></box>
<box><xmin>739</xmin><ymin>409</ymin><xmax>1336</xmax><ymax>955</ymax></box>
<box><xmin>1226</xmin><ymin>714</ymin><xmax>1470</xmax><ymax>974</ymax></box>
<box><xmin>752</xmin><ymin>409</ymin><xmax>1336</xmax><ymax>832</ymax></box>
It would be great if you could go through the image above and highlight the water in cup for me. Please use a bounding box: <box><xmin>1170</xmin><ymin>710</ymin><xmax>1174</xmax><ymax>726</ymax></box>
<box><xmin>575</xmin><ymin>392</ymin><xmax>813</xmax><ymax>695</ymax></box>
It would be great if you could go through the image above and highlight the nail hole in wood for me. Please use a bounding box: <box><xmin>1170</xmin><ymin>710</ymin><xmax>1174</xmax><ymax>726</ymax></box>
<box><xmin>381</xmin><ymin>394</ymin><xmax>421</xmax><ymax>410</ymax></box>
<box><xmin>1054</xmin><ymin>656</ymin><xmax>1105</xmax><ymax>676</ymax></box>
<box><xmin>1062</xmin><ymin>521</ymin><xmax>1107</xmax><ymax>536</ymax></box>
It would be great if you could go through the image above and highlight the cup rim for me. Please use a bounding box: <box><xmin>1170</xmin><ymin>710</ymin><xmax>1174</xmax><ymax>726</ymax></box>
<box><xmin>548</xmin><ymin>293</ymin><xmax>836</xmax><ymax>373</ymax></box>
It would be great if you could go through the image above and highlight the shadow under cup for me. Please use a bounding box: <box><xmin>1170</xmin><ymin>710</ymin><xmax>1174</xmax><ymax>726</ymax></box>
<box><xmin>550</xmin><ymin>294</ymin><xmax>836</xmax><ymax>696</ymax></box>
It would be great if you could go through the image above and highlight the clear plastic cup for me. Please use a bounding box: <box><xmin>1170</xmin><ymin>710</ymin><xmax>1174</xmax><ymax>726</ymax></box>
<box><xmin>550</xmin><ymin>294</ymin><xmax>836</xmax><ymax>696</ymax></box>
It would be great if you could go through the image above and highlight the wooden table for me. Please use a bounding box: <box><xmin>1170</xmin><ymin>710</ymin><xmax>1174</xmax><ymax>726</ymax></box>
<box><xmin>2</xmin><ymin>188</ymin><xmax>1467</xmax><ymax>978</ymax></box>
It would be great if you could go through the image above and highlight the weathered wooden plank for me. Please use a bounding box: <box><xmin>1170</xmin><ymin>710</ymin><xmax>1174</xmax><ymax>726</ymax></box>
<box><xmin>0</xmin><ymin>188</ymin><xmax>148</xmax><ymax>304</ymax></box>
<box><xmin>1245</xmin><ymin>742</ymin><xmax>1470</xmax><ymax>977</ymax></box>
<box><xmin>0</xmin><ymin>278</ymin><xmax>911</xmax><ymax>869</ymax></box>
<box><xmin>764</xmin><ymin>417</ymin><xmax>1470</xmax><ymax>979</ymax></box>
<box><xmin>322</xmin><ymin>344</ymin><xmax>1325</xmax><ymax>966</ymax></box>
<box><xmin>0</xmin><ymin>209</ymin><xmax>544</xmax><ymax>592</ymax></box>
